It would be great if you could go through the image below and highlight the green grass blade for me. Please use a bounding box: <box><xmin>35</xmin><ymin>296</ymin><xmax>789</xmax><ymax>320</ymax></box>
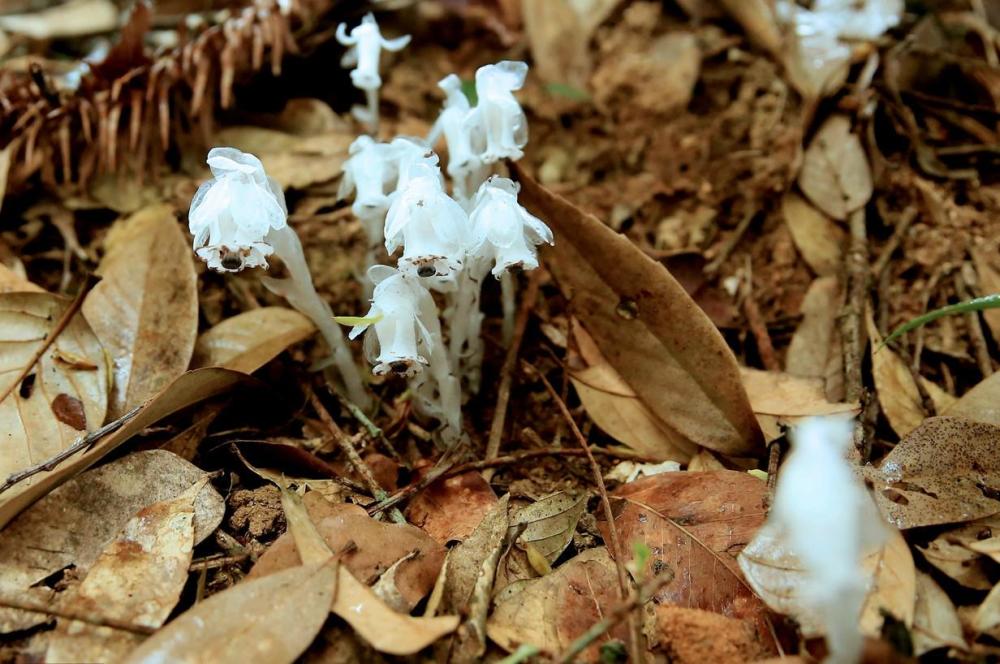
<box><xmin>880</xmin><ymin>293</ymin><xmax>1000</xmax><ymax>348</ymax></box>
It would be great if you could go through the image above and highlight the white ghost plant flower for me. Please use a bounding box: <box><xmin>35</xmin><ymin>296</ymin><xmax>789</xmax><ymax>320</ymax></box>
<box><xmin>428</xmin><ymin>74</ymin><xmax>487</xmax><ymax>203</ymax></box>
<box><xmin>468</xmin><ymin>176</ymin><xmax>553</xmax><ymax>278</ymax></box>
<box><xmin>387</xmin><ymin>136</ymin><xmax>441</xmax><ymax>191</ymax></box>
<box><xmin>189</xmin><ymin>148</ymin><xmax>287</xmax><ymax>273</ymax></box>
<box><xmin>469</xmin><ymin>61</ymin><xmax>529</xmax><ymax>163</ymax></box>
<box><xmin>384</xmin><ymin>162</ymin><xmax>470</xmax><ymax>283</ymax></box>
<box><xmin>336</xmin><ymin>12</ymin><xmax>410</xmax><ymax>132</ymax></box>
<box><xmin>740</xmin><ymin>417</ymin><xmax>888</xmax><ymax>664</ymax></box>
<box><xmin>189</xmin><ymin>147</ymin><xmax>369</xmax><ymax>408</ymax></box>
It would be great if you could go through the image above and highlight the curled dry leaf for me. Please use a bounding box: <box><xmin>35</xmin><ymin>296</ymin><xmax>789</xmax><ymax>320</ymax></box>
<box><xmin>0</xmin><ymin>450</ymin><xmax>223</xmax><ymax>633</ymax></box>
<box><xmin>486</xmin><ymin>547</ymin><xmax>627</xmax><ymax>662</ymax></box>
<box><xmin>864</xmin><ymin>416</ymin><xmax>1000</xmax><ymax>529</ymax></box>
<box><xmin>798</xmin><ymin>115</ymin><xmax>873</xmax><ymax>220</ymax></box>
<box><xmin>509</xmin><ymin>491</ymin><xmax>587</xmax><ymax>563</ymax></box>
<box><xmin>513</xmin><ymin>163</ymin><xmax>762</xmax><ymax>456</ymax></box>
<box><xmin>82</xmin><ymin>203</ymin><xmax>198</xmax><ymax>419</ymax></box>
<box><xmin>738</xmin><ymin>524</ymin><xmax>915</xmax><ymax>637</ymax></box>
<box><xmin>570</xmin><ymin>320</ymin><xmax>697</xmax><ymax>462</ymax></box>
<box><xmin>192</xmin><ymin>306</ymin><xmax>315</xmax><ymax>374</ymax></box>
<box><xmin>918</xmin><ymin>532</ymin><xmax>993</xmax><ymax>590</ymax></box>
<box><xmin>912</xmin><ymin>572</ymin><xmax>967</xmax><ymax>656</ymax></box>
<box><xmin>599</xmin><ymin>471</ymin><xmax>773</xmax><ymax>640</ymax></box>
<box><xmin>250</xmin><ymin>495</ymin><xmax>444</xmax><ymax>612</ymax></box>
<box><xmin>781</xmin><ymin>192</ymin><xmax>846</xmax><ymax>277</ymax></box>
<box><xmin>0</xmin><ymin>263</ymin><xmax>43</xmax><ymax>294</ymax></box>
<box><xmin>0</xmin><ymin>367</ymin><xmax>250</xmax><ymax>528</ymax></box>
<box><xmin>122</xmin><ymin>561</ymin><xmax>339</xmax><ymax>664</ymax></box>
<box><xmin>0</xmin><ymin>291</ymin><xmax>109</xmax><ymax>500</ymax></box>
<box><xmin>405</xmin><ymin>469</ymin><xmax>498</xmax><ymax>545</ymax></box>
<box><xmin>45</xmin><ymin>481</ymin><xmax>203</xmax><ymax>662</ymax></box>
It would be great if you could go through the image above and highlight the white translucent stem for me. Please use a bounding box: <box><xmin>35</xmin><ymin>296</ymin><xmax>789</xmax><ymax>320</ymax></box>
<box><xmin>416</xmin><ymin>302</ymin><xmax>462</xmax><ymax>446</ymax></box>
<box><xmin>501</xmin><ymin>270</ymin><xmax>516</xmax><ymax>345</ymax></box>
<box><xmin>365</xmin><ymin>88</ymin><xmax>379</xmax><ymax>134</ymax></box>
<box><xmin>262</xmin><ymin>225</ymin><xmax>370</xmax><ymax>408</ymax></box>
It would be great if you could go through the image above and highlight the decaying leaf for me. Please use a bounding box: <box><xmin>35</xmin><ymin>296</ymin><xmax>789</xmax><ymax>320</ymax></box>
<box><xmin>570</xmin><ymin>320</ymin><xmax>697</xmax><ymax>461</ymax></box>
<box><xmin>944</xmin><ymin>371</ymin><xmax>1000</xmax><ymax>426</ymax></box>
<box><xmin>0</xmin><ymin>368</ymin><xmax>250</xmax><ymax>528</ymax></box>
<box><xmin>785</xmin><ymin>276</ymin><xmax>844</xmax><ymax>401</ymax></box>
<box><xmin>213</xmin><ymin>126</ymin><xmax>353</xmax><ymax>190</ymax></box>
<box><xmin>741</xmin><ymin>368</ymin><xmax>857</xmax><ymax>417</ymax></box>
<box><xmin>82</xmin><ymin>204</ymin><xmax>198</xmax><ymax>419</ymax></box>
<box><xmin>192</xmin><ymin>307</ymin><xmax>315</xmax><ymax>374</ymax></box>
<box><xmin>514</xmin><ymin>163</ymin><xmax>762</xmax><ymax>456</ymax></box>
<box><xmin>781</xmin><ymin>192</ymin><xmax>846</xmax><ymax>276</ymax></box>
<box><xmin>509</xmin><ymin>491</ymin><xmax>587</xmax><ymax>563</ymax></box>
<box><xmin>912</xmin><ymin>572</ymin><xmax>966</xmax><ymax>656</ymax></box>
<box><xmin>0</xmin><ymin>263</ymin><xmax>43</xmax><ymax>294</ymax></box>
<box><xmin>798</xmin><ymin>115</ymin><xmax>873</xmax><ymax>220</ymax></box>
<box><xmin>859</xmin><ymin>528</ymin><xmax>917</xmax><ymax>634</ymax></box>
<box><xmin>0</xmin><ymin>0</ymin><xmax>117</xmax><ymax>39</ymax></box>
<box><xmin>250</xmin><ymin>495</ymin><xmax>444</xmax><ymax>612</ymax></box>
<box><xmin>522</xmin><ymin>0</ymin><xmax>591</xmax><ymax>89</ymax></box>
<box><xmin>0</xmin><ymin>291</ymin><xmax>109</xmax><ymax>500</ymax></box>
<box><xmin>486</xmin><ymin>547</ymin><xmax>626</xmax><ymax>662</ymax></box>
<box><xmin>600</xmin><ymin>471</ymin><xmax>773</xmax><ymax>639</ymax></box>
<box><xmin>405</xmin><ymin>470</ymin><xmax>498</xmax><ymax>545</ymax></box>
<box><xmin>645</xmin><ymin>605</ymin><xmax>773</xmax><ymax>663</ymax></box>
<box><xmin>865</xmin><ymin>416</ymin><xmax>1000</xmax><ymax>529</ymax></box>
<box><xmin>45</xmin><ymin>481</ymin><xmax>203</xmax><ymax>662</ymax></box>
<box><xmin>122</xmin><ymin>561</ymin><xmax>339</xmax><ymax>664</ymax></box>
<box><xmin>918</xmin><ymin>533</ymin><xmax>993</xmax><ymax>590</ymax></box>
<box><xmin>0</xmin><ymin>450</ymin><xmax>223</xmax><ymax>633</ymax></box>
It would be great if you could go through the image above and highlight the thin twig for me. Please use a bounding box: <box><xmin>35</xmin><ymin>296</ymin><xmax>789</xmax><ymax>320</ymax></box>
<box><xmin>0</xmin><ymin>404</ymin><xmax>143</xmax><ymax>494</ymax></box>
<box><xmin>0</xmin><ymin>592</ymin><xmax>155</xmax><ymax>635</ymax></box>
<box><xmin>0</xmin><ymin>273</ymin><xmax>99</xmax><ymax>406</ymax></box>
<box><xmin>188</xmin><ymin>552</ymin><xmax>250</xmax><ymax>572</ymax></box>
<box><xmin>525</xmin><ymin>360</ymin><xmax>643</xmax><ymax>664</ymax></box>
<box><xmin>554</xmin><ymin>567</ymin><xmax>675</xmax><ymax>664</ymax></box>
<box><xmin>333</xmin><ymin>389</ymin><xmax>405</xmax><ymax>466</ymax></box>
<box><xmin>956</xmin><ymin>264</ymin><xmax>994</xmax><ymax>378</ymax></box>
<box><xmin>307</xmin><ymin>391</ymin><xmax>407</xmax><ymax>525</ymax></box>
<box><xmin>483</xmin><ymin>270</ymin><xmax>541</xmax><ymax>481</ymax></box>
<box><xmin>741</xmin><ymin>259</ymin><xmax>779</xmax><ymax>372</ymax></box>
<box><xmin>871</xmin><ymin>207</ymin><xmax>918</xmax><ymax>280</ymax></box>
<box><xmin>764</xmin><ymin>438</ymin><xmax>782</xmax><ymax>508</ymax></box>
<box><xmin>704</xmin><ymin>208</ymin><xmax>757</xmax><ymax>277</ymax></box>
<box><xmin>841</xmin><ymin>208</ymin><xmax>868</xmax><ymax>460</ymax></box>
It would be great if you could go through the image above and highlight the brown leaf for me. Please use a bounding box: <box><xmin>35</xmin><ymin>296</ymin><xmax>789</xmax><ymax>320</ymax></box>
<box><xmin>781</xmin><ymin>192</ymin><xmax>846</xmax><ymax>276</ymax></box>
<box><xmin>740</xmin><ymin>368</ymin><xmax>858</xmax><ymax>417</ymax></box>
<box><xmin>0</xmin><ymin>0</ymin><xmax>117</xmax><ymax>39</ymax></box>
<box><xmin>486</xmin><ymin>547</ymin><xmax>626</xmax><ymax>662</ymax></box>
<box><xmin>600</xmin><ymin>471</ymin><xmax>773</xmax><ymax>639</ymax></box>
<box><xmin>786</xmin><ymin>276</ymin><xmax>844</xmax><ymax>401</ymax></box>
<box><xmin>0</xmin><ymin>450</ymin><xmax>222</xmax><ymax>633</ymax></box>
<box><xmin>0</xmin><ymin>263</ymin><xmax>43</xmax><ymax>294</ymax></box>
<box><xmin>798</xmin><ymin>115</ymin><xmax>873</xmax><ymax>220</ymax></box>
<box><xmin>45</xmin><ymin>480</ymin><xmax>201</xmax><ymax>662</ymax></box>
<box><xmin>82</xmin><ymin>204</ymin><xmax>198</xmax><ymax>419</ymax></box>
<box><xmin>509</xmin><ymin>491</ymin><xmax>586</xmax><ymax>563</ymax></box>
<box><xmin>646</xmin><ymin>605</ymin><xmax>773</xmax><ymax>663</ymax></box>
<box><xmin>405</xmin><ymin>470</ymin><xmax>498</xmax><ymax>545</ymax></box>
<box><xmin>860</xmin><ymin>529</ymin><xmax>917</xmax><ymax>634</ymax></box>
<box><xmin>513</xmin><ymin>163</ymin><xmax>762</xmax><ymax>456</ymax></box>
<box><xmin>864</xmin><ymin>416</ymin><xmax>1000</xmax><ymax>529</ymax></box>
<box><xmin>945</xmin><ymin>372</ymin><xmax>1000</xmax><ymax>426</ymax></box>
<box><xmin>522</xmin><ymin>0</ymin><xmax>591</xmax><ymax>88</ymax></box>
<box><xmin>971</xmin><ymin>243</ymin><xmax>1000</xmax><ymax>344</ymax></box>
<box><xmin>213</xmin><ymin>127</ymin><xmax>352</xmax><ymax>190</ymax></box>
<box><xmin>0</xmin><ymin>368</ymin><xmax>249</xmax><ymax>528</ymax></box>
<box><xmin>717</xmin><ymin>0</ymin><xmax>782</xmax><ymax>57</ymax></box>
<box><xmin>122</xmin><ymin>561</ymin><xmax>338</xmax><ymax>664</ymax></box>
<box><xmin>912</xmin><ymin>572</ymin><xmax>967</xmax><ymax>656</ymax></box>
<box><xmin>0</xmin><ymin>292</ymin><xmax>108</xmax><ymax>503</ymax></box>
<box><xmin>918</xmin><ymin>534</ymin><xmax>993</xmax><ymax>590</ymax></box>
<box><xmin>250</xmin><ymin>496</ymin><xmax>444</xmax><ymax>612</ymax></box>
<box><xmin>192</xmin><ymin>307</ymin><xmax>315</xmax><ymax>374</ymax></box>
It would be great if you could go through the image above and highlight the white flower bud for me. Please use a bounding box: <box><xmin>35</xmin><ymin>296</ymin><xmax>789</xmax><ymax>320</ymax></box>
<box><xmin>384</xmin><ymin>163</ymin><xmax>469</xmax><ymax>281</ymax></box>
<box><xmin>335</xmin><ymin>12</ymin><xmax>411</xmax><ymax>92</ymax></box>
<box><xmin>338</xmin><ymin>135</ymin><xmax>394</xmax><ymax>219</ymax></box>
<box><xmin>468</xmin><ymin>176</ymin><xmax>552</xmax><ymax>278</ymax></box>
<box><xmin>387</xmin><ymin>136</ymin><xmax>441</xmax><ymax>191</ymax></box>
<box><xmin>429</xmin><ymin>74</ymin><xmax>484</xmax><ymax>182</ymax></box>
<box><xmin>469</xmin><ymin>61</ymin><xmax>529</xmax><ymax>163</ymax></box>
<box><xmin>189</xmin><ymin>147</ymin><xmax>287</xmax><ymax>273</ymax></box>
<box><xmin>349</xmin><ymin>266</ymin><xmax>433</xmax><ymax>377</ymax></box>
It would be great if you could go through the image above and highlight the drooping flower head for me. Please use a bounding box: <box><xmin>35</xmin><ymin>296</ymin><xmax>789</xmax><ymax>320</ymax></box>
<box><xmin>349</xmin><ymin>266</ymin><xmax>433</xmax><ymax>377</ymax></box>
<box><xmin>387</xmin><ymin>136</ymin><xmax>441</xmax><ymax>191</ymax></box>
<box><xmin>469</xmin><ymin>61</ymin><xmax>529</xmax><ymax>163</ymax></box>
<box><xmin>468</xmin><ymin>176</ymin><xmax>552</xmax><ymax>277</ymax></box>
<box><xmin>338</xmin><ymin>135</ymin><xmax>395</xmax><ymax>220</ymax></box>
<box><xmin>429</xmin><ymin>74</ymin><xmax>485</xmax><ymax>183</ymax></box>
<box><xmin>189</xmin><ymin>147</ymin><xmax>287</xmax><ymax>273</ymax></box>
<box><xmin>384</xmin><ymin>162</ymin><xmax>469</xmax><ymax>282</ymax></box>
<box><xmin>335</xmin><ymin>12</ymin><xmax>411</xmax><ymax>92</ymax></box>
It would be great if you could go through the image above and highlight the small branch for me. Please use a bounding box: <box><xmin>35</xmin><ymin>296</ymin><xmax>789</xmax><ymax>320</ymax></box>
<box><xmin>704</xmin><ymin>208</ymin><xmax>758</xmax><ymax>277</ymax></box>
<box><xmin>307</xmin><ymin>391</ymin><xmax>407</xmax><ymax>525</ymax></box>
<box><xmin>0</xmin><ymin>403</ymin><xmax>143</xmax><ymax>495</ymax></box>
<box><xmin>0</xmin><ymin>592</ymin><xmax>155</xmax><ymax>635</ymax></box>
<box><xmin>871</xmin><ymin>207</ymin><xmax>917</xmax><ymax>280</ymax></box>
<box><xmin>525</xmin><ymin>361</ymin><xmax>643</xmax><ymax>664</ymax></box>
<box><xmin>483</xmin><ymin>270</ymin><xmax>541</xmax><ymax>481</ymax></box>
<box><xmin>741</xmin><ymin>260</ymin><xmax>779</xmax><ymax>372</ymax></box>
<box><xmin>841</xmin><ymin>208</ymin><xmax>868</xmax><ymax>460</ymax></box>
<box><xmin>0</xmin><ymin>273</ymin><xmax>99</xmax><ymax>407</ymax></box>
<box><xmin>189</xmin><ymin>552</ymin><xmax>250</xmax><ymax>572</ymax></box>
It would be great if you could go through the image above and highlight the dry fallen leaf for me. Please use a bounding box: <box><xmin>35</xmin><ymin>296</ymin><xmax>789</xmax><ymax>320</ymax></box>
<box><xmin>0</xmin><ymin>291</ymin><xmax>109</xmax><ymax>501</ymax></box>
<box><xmin>865</xmin><ymin>416</ymin><xmax>1000</xmax><ymax>529</ymax></box>
<box><xmin>123</xmin><ymin>561</ymin><xmax>338</xmax><ymax>664</ymax></box>
<box><xmin>785</xmin><ymin>276</ymin><xmax>844</xmax><ymax>401</ymax></box>
<box><xmin>522</xmin><ymin>0</ymin><xmax>591</xmax><ymax>89</ymax></box>
<box><xmin>600</xmin><ymin>471</ymin><xmax>774</xmax><ymax>641</ymax></box>
<box><xmin>912</xmin><ymin>572</ymin><xmax>967</xmax><ymax>656</ymax></box>
<box><xmin>486</xmin><ymin>547</ymin><xmax>626</xmax><ymax>662</ymax></box>
<box><xmin>192</xmin><ymin>307</ymin><xmax>315</xmax><ymax>374</ymax></box>
<box><xmin>45</xmin><ymin>481</ymin><xmax>203</xmax><ymax>662</ymax></box>
<box><xmin>0</xmin><ymin>263</ymin><xmax>43</xmax><ymax>294</ymax></box>
<box><xmin>405</xmin><ymin>469</ymin><xmax>498</xmax><ymax>545</ymax></box>
<box><xmin>944</xmin><ymin>372</ymin><xmax>1000</xmax><ymax>426</ymax></box>
<box><xmin>83</xmin><ymin>203</ymin><xmax>198</xmax><ymax>419</ymax></box>
<box><xmin>798</xmin><ymin>115</ymin><xmax>873</xmax><ymax>220</ymax></box>
<box><xmin>213</xmin><ymin>127</ymin><xmax>352</xmax><ymax>190</ymax></box>
<box><xmin>971</xmin><ymin>243</ymin><xmax>1000</xmax><ymax>345</ymax></box>
<box><xmin>0</xmin><ymin>450</ymin><xmax>223</xmax><ymax>633</ymax></box>
<box><xmin>781</xmin><ymin>192</ymin><xmax>846</xmax><ymax>277</ymax></box>
<box><xmin>0</xmin><ymin>0</ymin><xmax>117</xmax><ymax>39</ymax></box>
<box><xmin>510</xmin><ymin>491</ymin><xmax>587</xmax><ymax>563</ymax></box>
<box><xmin>741</xmin><ymin>368</ymin><xmax>857</xmax><ymax>417</ymax></box>
<box><xmin>570</xmin><ymin>320</ymin><xmax>697</xmax><ymax>461</ymax></box>
<box><xmin>514</xmin><ymin>163</ymin><xmax>762</xmax><ymax>456</ymax></box>
<box><xmin>646</xmin><ymin>605</ymin><xmax>773</xmax><ymax>663</ymax></box>
<box><xmin>0</xmin><ymin>367</ymin><xmax>250</xmax><ymax>528</ymax></box>
<box><xmin>918</xmin><ymin>533</ymin><xmax>993</xmax><ymax>591</ymax></box>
